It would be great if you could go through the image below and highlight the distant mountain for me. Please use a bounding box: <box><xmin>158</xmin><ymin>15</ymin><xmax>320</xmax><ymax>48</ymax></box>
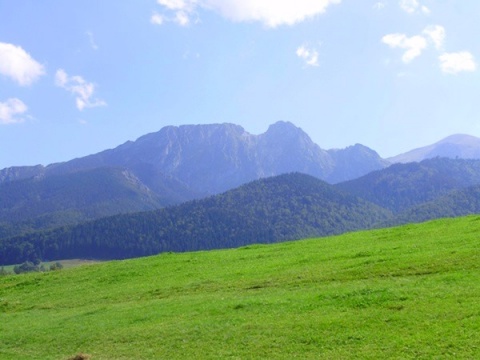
<box><xmin>0</xmin><ymin>122</ymin><xmax>388</xmax><ymax>190</ymax></box>
<box><xmin>0</xmin><ymin>173</ymin><xmax>392</xmax><ymax>265</ymax></box>
<box><xmin>328</xmin><ymin>144</ymin><xmax>389</xmax><ymax>183</ymax></box>
<box><xmin>388</xmin><ymin>134</ymin><xmax>480</xmax><ymax>163</ymax></box>
<box><xmin>0</xmin><ymin>122</ymin><xmax>387</xmax><ymax>237</ymax></box>
<box><xmin>336</xmin><ymin>158</ymin><xmax>480</xmax><ymax>213</ymax></box>
<box><xmin>36</xmin><ymin>121</ymin><xmax>387</xmax><ymax>192</ymax></box>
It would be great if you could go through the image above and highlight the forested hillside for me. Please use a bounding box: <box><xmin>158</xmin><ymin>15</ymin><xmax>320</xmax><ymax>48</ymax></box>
<box><xmin>389</xmin><ymin>185</ymin><xmax>480</xmax><ymax>225</ymax></box>
<box><xmin>0</xmin><ymin>167</ymin><xmax>195</xmax><ymax>240</ymax></box>
<box><xmin>336</xmin><ymin>158</ymin><xmax>480</xmax><ymax>213</ymax></box>
<box><xmin>0</xmin><ymin>173</ymin><xmax>391</xmax><ymax>265</ymax></box>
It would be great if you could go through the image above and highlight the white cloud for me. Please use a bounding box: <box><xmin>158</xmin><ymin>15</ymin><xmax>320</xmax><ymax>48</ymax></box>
<box><xmin>439</xmin><ymin>52</ymin><xmax>476</xmax><ymax>74</ymax></box>
<box><xmin>174</xmin><ymin>11</ymin><xmax>190</xmax><ymax>26</ymax></box>
<box><xmin>155</xmin><ymin>0</ymin><xmax>195</xmax><ymax>26</ymax></box>
<box><xmin>423</xmin><ymin>25</ymin><xmax>445</xmax><ymax>50</ymax></box>
<box><xmin>155</xmin><ymin>0</ymin><xmax>341</xmax><ymax>28</ymax></box>
<box><xmin>399</xmin><ymin>0</ymin><xmax>430</xmax><ymax>14</ymax></box>
<box><xmin>157</xmin><ymin>0</ymin><xmax>188</xmax><ymax>10</ymax></box>
<box><xmin>0</xmin><ymin>98</ymin><xmax>28</xmax><ymax>125</ymax></box>
<box><xmin>0</xmin><ymin>42</ymin><xmax>45</xmax><ymax>86</ymax></box>
<box><xmin>86</xmin><ymin>31</ymin><xmax>99</xmax><ymax>50</ymax></box>
<box><xmin>151</xmin><ymin>12</ymin><xmax>165</xmax><ymax>25</ymax></box>
<box><xmin>373</xmin><ymin>2</ymin><xmax>386</xmax><ymax>10</ymax></box>
<box><xmin>55</xmin><ymin>69</ymin><xmax>107</xmax><ymax>111</ymax></box>
<box><xmin>205</xmin><ymin>0</ymin><xmax>341</xmax><ymax>27</ymax></box>
<box><xmin>382</xmin><ymin>33</ymin><xmax>427</xmax><ymax>63</ymax></box>
<box><xmin>296</xmin><ymin>45</ymin><xmax>319</xmax><ymax>67</ymax></box>
<box><xmin>383</xmin><ymin>26</ymin><xmax>477</xmax><ymax>76</ymax></box>
<box><xmin>421</xmin><ymin>6</ymin><xmax>431</xmax><ymax>14</ymax></box>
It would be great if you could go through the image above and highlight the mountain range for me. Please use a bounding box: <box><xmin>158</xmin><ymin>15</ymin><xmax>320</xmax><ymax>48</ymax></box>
<box><xmin>5</xmin><ymin>157</ymin><xmax>480</xmax><ymax>265</ymax></box>
<box><xmin>3</xmin><ymin>121</ymin><xmax>480</xmax><ymax>263</ymax></box>
<box><xmin>0</xmin><ymin>121</ymin><xmax>389</xmax><ymax>189</ymax></box>
<box><xmin>0</xmin><ymin>121</ymin><xmax>388</xmax><ymax>238</ymax></box>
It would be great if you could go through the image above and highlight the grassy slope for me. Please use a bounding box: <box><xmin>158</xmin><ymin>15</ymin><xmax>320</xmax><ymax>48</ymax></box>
<box><xmin>1</xmin><ymin>216</ymin><xmax>480</xmax><ymax>359</ymax></box>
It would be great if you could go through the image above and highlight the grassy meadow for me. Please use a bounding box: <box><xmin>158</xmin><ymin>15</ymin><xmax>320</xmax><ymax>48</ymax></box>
<box><xmin>1</xmin><ymin>216</ymin><xmax>480</xmax><ymax>359</ymax></box>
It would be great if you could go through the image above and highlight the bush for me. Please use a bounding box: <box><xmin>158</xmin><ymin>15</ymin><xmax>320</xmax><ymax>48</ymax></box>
<box><xmin>50</xmin><ymin>262</ymin><xmax>64</xmax><ymax>271</ymax></box>
<box><xmin>13</xmin><ymin>261</ymin><xmax>40</xmax><ymax>274</ymax></box>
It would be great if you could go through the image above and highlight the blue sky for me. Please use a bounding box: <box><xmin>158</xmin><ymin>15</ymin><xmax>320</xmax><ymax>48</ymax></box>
<box><xmin>0</xmin><ymin>0</ymin><xmax>479</xmax><ymax>168</ymax></box>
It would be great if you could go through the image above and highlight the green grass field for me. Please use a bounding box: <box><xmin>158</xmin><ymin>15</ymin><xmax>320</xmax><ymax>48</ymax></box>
<box><xmin>1</xmin><ymin>216</ymin><xmax>480</xmax><ymax>359</ymax></box>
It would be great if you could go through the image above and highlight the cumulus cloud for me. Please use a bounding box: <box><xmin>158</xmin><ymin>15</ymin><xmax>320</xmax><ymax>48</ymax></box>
<box><xmin>296</xmin><ymin>45</ymin><xmax>319</xmax><ymax>67</ymax></box>
<box><xmin>174</xmin><ymin>11</ymin><xmax>191</xmax><ymax>26</ymax></box>
<box><xmin>0</xmin><ymin>98</ymin><xmax>28</xmax><ymax>125</ymax></box>
<box><xmin>0</xmin><ymin>42</ymin><xmax>45</xmax><ymax>86</ymax></box>
<box><xmin>55</xmin><ymin>69</ymin><xmax>106</xmax><ymax>111</ymax></box>
<box><xmin>439</xmin><ymin>52</ymin><xmax>477</xmax><ymax>74</ymax></box>
<box><xmin>158</xmin><ymin>0</ymin><xmax>188</xmax><ymax>10</ymax></box>
<box><xmin>155</xmin><ymin>0</ymin><xmax>341</xmax><ymax>28</ymax></box>
<box><xmin>153</xmin><ymin>0</ymin><xmax>196</xmax><ymax>26</ymax></box>
<box><xmin>382</xmin><ymin>25</ymin><xmax>476</xmax><ymax>75</ymax></box>
<box><xmin>382</xmin><ymin>25</ymin><xmax>445</xmax><ymax>63</ymax></box>
<box><xmin>399</xmin><ymin>0</ymin><xmax>430</xmax><ymax>14</ymax></box>
<box><xmin>382</xmin><ymin>33</ymin><xmax>427</xmax><ymax>63</ymax></box>
<box><xmin>423</xmin><ymin>25</ymin><xmax>445</xmax><ymax>50</ymax></box>
<box><xmin>151</xmin><ymin>12</ymin><xmax>165</xmax><ymax>25</ymax></box>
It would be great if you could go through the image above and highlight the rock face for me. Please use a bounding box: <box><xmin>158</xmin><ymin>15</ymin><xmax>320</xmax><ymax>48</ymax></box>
<box><xmin>388</xmin><ymin>134</ymin><xmax>480</xmax><ymax>164</ymax></box>
<box><xmin>0</xmin><ymin>165</ymin><xmax>46</xmax><ymax>183</ymax></box>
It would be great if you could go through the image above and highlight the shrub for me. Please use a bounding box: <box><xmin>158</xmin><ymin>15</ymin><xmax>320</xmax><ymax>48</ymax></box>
<box><xmin>50</xmin><ymin>262</ymin><xmax>64</xmax><ymax>271</ymax></box>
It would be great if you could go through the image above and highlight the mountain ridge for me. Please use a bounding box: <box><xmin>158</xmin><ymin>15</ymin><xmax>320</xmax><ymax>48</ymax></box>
<box><xmin>0</xmin><ymin>121</ymin><xmax>388</xmax><ymax>239</ymax></box>
<box><xmin>3</xmin><ymin>122</ymin><xmax>480</xmax><ymax>243</ymax></box>
<box><xmin>0</xmin><ymin>121</ymin><xmax>387</xmax><ymax>189</ymax></box>
<box><xmin>388</xmin><ymin>134</ymin><xmax>480</xmax><ymax>163</ymax></box>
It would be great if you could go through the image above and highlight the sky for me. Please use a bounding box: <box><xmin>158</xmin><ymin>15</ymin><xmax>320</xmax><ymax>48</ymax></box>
<box><xmin>0</xmin><ymin>0</ymin><xmax>479</xmax><ymax>168</ymax></box>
